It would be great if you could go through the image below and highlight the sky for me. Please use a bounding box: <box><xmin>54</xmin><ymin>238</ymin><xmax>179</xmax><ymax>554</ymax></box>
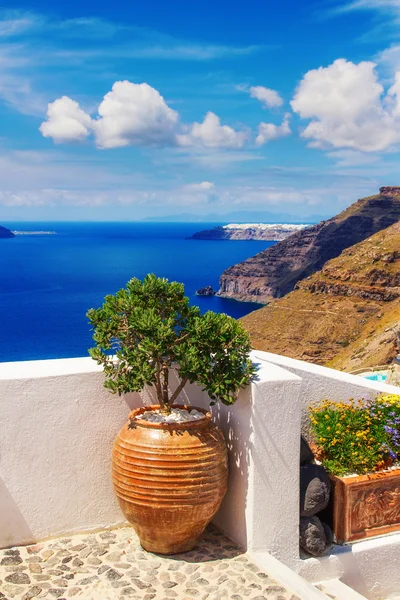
<box><xmin>1</xmin><ymin>0</ymin><xmax>400</xmax><ymax>221</ymax></box>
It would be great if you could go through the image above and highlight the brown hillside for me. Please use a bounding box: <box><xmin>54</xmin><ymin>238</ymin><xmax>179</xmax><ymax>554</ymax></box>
<box><xmin>241</xmin><ymin>221</ymin><xmax>400</xmax><ymax>370</ymax></box>
<box><xmin>219</xmin><ymin>187</ymin><xmax>400</xmax><ymax>303</ymax></box>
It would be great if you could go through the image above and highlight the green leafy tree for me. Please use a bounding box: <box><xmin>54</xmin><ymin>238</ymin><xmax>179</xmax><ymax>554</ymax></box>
<box><xmin>87</xmin><ymin>274</ymin><xmax>256</xmax><ymax>414</ymax></box>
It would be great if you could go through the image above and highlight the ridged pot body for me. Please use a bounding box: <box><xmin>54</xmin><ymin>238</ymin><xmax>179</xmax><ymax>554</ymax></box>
<box><xmin>112</xmin><ymin>405</ymin><xmax>228</xmax><ymax>554</ymax></box>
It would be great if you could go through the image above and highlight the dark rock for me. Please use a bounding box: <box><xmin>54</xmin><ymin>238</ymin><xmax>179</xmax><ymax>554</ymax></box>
<box><xmin>300</xmin><ymin>516</ymin><xmax>328</xmax><ymax>557</ymax></box>
<box><xmin>322</xmin><ymin>521</ymin><xmax>334</xmax><ymax>549</ymax></box>
<box><xmin>98</xmin><ymin>565</ymin><xmax>111</xmax><ymax>575</ymax></box>
<box><xmin>106</xmin><ymin>568</ymin><xmax>122</xmax><ymax>581</ymax></box>
<box><xmin>300</xmin><ymin>464</ymin><xmax>331</xmax><ymax>517</ymax></box>
<box><xmin>195</xmin><ymin>286</ymin><xmax>216</xmax><ymax>296</ymax></box>
<box><xmin>300</xmin><ymin>437</ymin><xmax>314</xmax><ymax>465</ymax></box>
<box><xmin>5</xmin><ymin>572</ymin><xmax>31</xmax><ymax>584</ymax></box>
<box><xmin>61</xmin><ymin>556</ymin><xmax>73</xmax><ymax>564</ymax></box>
<box><xmin>1</xmin><ymin>555</ymin><xmax>23</xmax><ymax>566</ymax></box>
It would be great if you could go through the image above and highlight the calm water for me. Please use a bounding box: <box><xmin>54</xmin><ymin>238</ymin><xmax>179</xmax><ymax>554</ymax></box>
<box><xmin>0</xmin><ymin>222</ymin><xmax>273</xmax><ymax>362</ymax></box>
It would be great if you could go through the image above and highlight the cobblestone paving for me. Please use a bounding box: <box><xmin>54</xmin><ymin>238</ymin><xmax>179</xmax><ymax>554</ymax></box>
<box><xmin>0</xmin><ymin>525</ymin><xmax>300</xmax><ymax>600</ymax></box>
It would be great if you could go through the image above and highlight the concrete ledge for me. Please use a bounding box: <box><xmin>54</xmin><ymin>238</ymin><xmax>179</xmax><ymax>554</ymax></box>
<box><xmin>299</xmin><ymin>533</ymin><xmax>400</xmax><ymax>600</ymax></box>
<box><xmin>0</xmin><ymin>356</ymin><xmax>103</xmax><ymax>380</ymax></box>
<box><xmin>258</xmin><ymin>351</ymin><xmax>400</xmax><ymax>396</ymax></box>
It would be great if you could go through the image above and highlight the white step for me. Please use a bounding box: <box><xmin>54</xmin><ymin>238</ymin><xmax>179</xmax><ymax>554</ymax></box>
<box><xmin>315</xmin><ymin>578</ymin><xmax>368</xmax><ymax>600</ymax></box>
<box><xmin>251</xmin><ymin>551</ymin><xmax>336</xmax><ymax>599</ymax></box>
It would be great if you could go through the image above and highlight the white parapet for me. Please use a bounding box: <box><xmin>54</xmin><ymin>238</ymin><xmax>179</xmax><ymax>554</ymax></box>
<box><xmin>1</xmin><ymin>351</ymin><xmax>400</xmax><ymax>599</ymax></box>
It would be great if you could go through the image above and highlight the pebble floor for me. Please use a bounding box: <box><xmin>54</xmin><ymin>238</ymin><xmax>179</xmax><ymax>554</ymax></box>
<box><xmin>0</xmin><ymin>525</ymin><xmax>300</xmax><ymax>600</ymax></box>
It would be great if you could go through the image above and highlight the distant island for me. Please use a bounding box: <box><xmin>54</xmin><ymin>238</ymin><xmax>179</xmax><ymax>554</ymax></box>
<box><xmin>0</xmin><ymin>225</ymin><xmax>15</xmax><ymax>238</ymax></box>
<box><xmin>187</xmin><ymin>223</ymin><xmax>310</xmax><ymax>241</ymax></box>
<box><xmin>196</xmin><ymin>286</ymin><xmax>216</xmax><ymax>296</ymax></box>
<box><xmin>12</xmin><ymin>231</ymin><xmax>57</xmax><ymax>235</ymax></box>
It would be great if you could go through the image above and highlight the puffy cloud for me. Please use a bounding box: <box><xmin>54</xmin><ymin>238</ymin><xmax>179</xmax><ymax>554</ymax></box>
<box><xmin>177</xmin><ymin>112</ymin><xmax>248</xmax><ymax>149</ymax></box>
<box><xmin>39</xmin><ymin>96</ymin><xmax>92</xmax><ymax>143</ymax></box>
<box><xmin>249</xmin><ymin>85</ymin><xmax>283</xmax><ymax>108</ymax></box>
<box><xmin>40</xmin><ymin>83</ymin><xmax>250</xmax><ymax>150</ymax></box>
<box><xmin>92</xmin><ymin>81</ymin><xmax>179</xmax><ymax>148</ymax></box>
<box><xmin>291</xmin><ymin>58</ymin><xmax>400</xmax><ymax>152</ymax></box>
<box><xmin>255</xmin><ymin>114</ymin><xmax>291</xmax><ymax>146</ymax></box>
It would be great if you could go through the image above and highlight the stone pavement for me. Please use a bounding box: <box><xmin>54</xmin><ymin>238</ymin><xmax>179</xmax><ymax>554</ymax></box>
<box><xmin>0</xmin><ymin>525</ymin><xmax>300</xmax><ymax>600</ymax></box>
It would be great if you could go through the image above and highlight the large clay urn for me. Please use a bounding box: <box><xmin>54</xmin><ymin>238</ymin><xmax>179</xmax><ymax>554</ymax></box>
<box><xmin>112</xmin><ymin>405</ymin><xmax>228</xmax><ymax>554</ymax></box>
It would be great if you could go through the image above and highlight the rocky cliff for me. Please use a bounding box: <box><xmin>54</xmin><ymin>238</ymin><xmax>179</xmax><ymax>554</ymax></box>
<box><xmin>188</xmin><ymin>223</ymin><xmax>309</xmax><ymax>241</ymax></box>
<box><xmin>0</xmin><ymin>225</ymin><xmax>14</xmax><ymax>238</ymax></box>
<box><xmin>218</xmin><ymin>187</ymin><xmax>400</xmax><ymax>303</ymax></box>
<box><xmin>241</xmin><ymin>221</ymin><xmax>400</xmax><ymax>370</ymax></box>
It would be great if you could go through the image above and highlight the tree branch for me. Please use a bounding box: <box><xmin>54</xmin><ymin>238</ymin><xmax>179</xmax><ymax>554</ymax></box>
<box><xmin>169</xmin><ymin>377</ymin><xmax>189</xmax><ymax>405</ymax></box>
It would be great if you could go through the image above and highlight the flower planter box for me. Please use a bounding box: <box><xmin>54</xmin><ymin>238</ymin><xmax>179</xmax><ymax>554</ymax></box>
<box><xmin>331</xmin><ymin>468</ymin><xmax>400</xmax><ymax>543</ymax></box>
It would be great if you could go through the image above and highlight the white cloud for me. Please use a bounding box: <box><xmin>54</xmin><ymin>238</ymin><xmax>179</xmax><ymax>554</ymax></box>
<box><xmin>336</xmin><ymin>0</ymin><xmax>400</xmax><ymax>13</ymax></box>
<box><xmin>0</xmin><ymin>12</ymin><xmax>39</xmax><ymax>37</ymax></box>
<box><xmin>177</xmin><ymin>112</ymin><xmax>248</xmax><ymax>149</ymax></box>
<box><xmin>255</xmin><ymin>114</ymin><xmax>291</xmax><ymax>146</ymax></box>
<box><xmin>326</xmin><ymin>149</ymin><xmax>381</xmax><ymax>166</ymax></box>
<box><xmin>182</xmin><ymin>181</ymin><xmax>215</xmax><ymax>191</ymax></box>
<box><xmin>249</xmin><ymin>85</ymin><xmax>283</xmax><ymax>108</ymax></box>
<box><xmin>92</xmin><ymin>81</ymin><xmax>179</xmax><ymax>148</ymax></box>
<box><xmin>291</xmin><ymin>58</ymin><xmax>400</xmax><ymax>152</ymax></box>
<box><xmin>39</xmin><ymin>96</ymin><xmax>92</xmax><ymax>143</ymax></box>
<box><xmin>124</xmin><ymin>44</ymin><xmax>262</xmax><ymax>61</ymax></box>
<box><xmin>40</xmin><ymin>85</ymin><xmax>250</xmax><ymax>151</ymax></box>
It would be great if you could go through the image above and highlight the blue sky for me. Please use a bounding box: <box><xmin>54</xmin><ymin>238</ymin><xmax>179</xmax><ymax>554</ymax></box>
<box><xmin>1</xmin><ymin>0</ymin><xmax>400</xmax><ymax>221</ymax></box>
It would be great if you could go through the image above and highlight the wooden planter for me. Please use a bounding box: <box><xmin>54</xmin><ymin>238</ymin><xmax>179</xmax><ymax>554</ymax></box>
<box><xmin>112</xmin><ymin>405</ymin><xmax>228</xmax><ymax>554</ymax></box>
<box><xmin>331</xmin><ymin>468</ymin><xmax>400</xmax><ymax>543</ymax></box>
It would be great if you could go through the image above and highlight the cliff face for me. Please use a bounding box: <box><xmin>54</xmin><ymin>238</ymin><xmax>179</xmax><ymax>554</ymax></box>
<box><xmin>218</xmin><ymin>187</ymin><xmax>400</xmax><ymax>303</ymax></box>
<box><xmin>240</xmin><ymin>221</ymin><xmax>400</xmax><ymax>371</ymax></box>
<box><xmin>0</xmin><ymin>226</ymin><xmax>14</xmax><ymax>238</ymax></box>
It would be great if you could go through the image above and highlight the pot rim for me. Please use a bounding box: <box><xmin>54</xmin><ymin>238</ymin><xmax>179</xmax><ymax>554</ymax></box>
<box><xmin>329</xmin><ymin>467</ymin><xmax>400</xmax><ymax>484</ymax></box>
<box><xmin>128</xmin><ymin>404</ymin><xmax>211</xmax><ymax>430</ymax></box>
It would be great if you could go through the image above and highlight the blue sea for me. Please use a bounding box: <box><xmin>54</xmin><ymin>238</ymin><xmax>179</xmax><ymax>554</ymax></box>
<box><xmin>0</xmin><ymin>222</ymin><xmax>274</xmax><ymax>362</ymax></box>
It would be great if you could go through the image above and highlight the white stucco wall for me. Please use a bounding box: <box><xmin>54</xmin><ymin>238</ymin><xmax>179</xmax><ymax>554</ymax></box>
<box><xmin>1</xmin><ymin>351</ymin><xmax>400</xmax><ymax>598</ymax></box>
<box><xmin>0</xmin><ymin>359</ymin><xmax>136</xmax><ymax>548</ymax></box>
<box><xmin>257</xmin><ymin>352</ymin><xmax>400</xmax><ymax>436</ymax></box>
<box><xmin>0</xmin><ymin>352</ymin><xmax>304</xmax><ymax>568</ymax></box>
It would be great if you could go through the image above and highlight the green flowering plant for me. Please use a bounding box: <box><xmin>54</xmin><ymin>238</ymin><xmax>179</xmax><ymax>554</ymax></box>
<box><xmin>310</xmin><ymin>395</ymin><xmax>400</xmax><ymax>476</ymax></box>
<box><xmin>87</xmin><ymin>274</ymin><xmax>257</xmax><ymax>414</ymax></box>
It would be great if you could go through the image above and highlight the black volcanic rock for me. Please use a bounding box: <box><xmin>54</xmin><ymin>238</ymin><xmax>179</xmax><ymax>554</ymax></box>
<box><xmin>218</xmin><ymin>187</ymin><xmax>400</xmax><ymax>302</ymax></box>
<box><xmin>196</xmin><ymin>286</ymin><xmax>216</xmax><ymax>296</ymax></box>
<box><xmin>0</xmin><ymin>225</ymin><xmax>14</xmax><ymax>238</ymax></box>
<box><xmin>300</xmin><ymin>516</ymin><xmax>330</xmax><ymax>556</ymax></box>
<box><xmin>300</xmin><ymin>464</ymin><xmax>331</xmax><ymax>517</ymax></box>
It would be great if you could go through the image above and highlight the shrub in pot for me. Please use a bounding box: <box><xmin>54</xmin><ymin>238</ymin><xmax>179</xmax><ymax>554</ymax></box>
<box><xmin>310</xmin><ymin>395</ymin><xmax>400</xmax><ymax>543</ymax></box>
<box><xmin>88</xmin><ymin>274</ymin><xmax>256</xmax><ymax>554</ymax></box>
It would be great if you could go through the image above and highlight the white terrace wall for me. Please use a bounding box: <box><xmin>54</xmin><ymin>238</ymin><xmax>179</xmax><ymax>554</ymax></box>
<box><xmin>1</xmin><ymin>350</ymin><xmax>399</xmax><ymax>585</ymax></box>
<box><xmin>0</xmin><ymin>352</ymin><xmax>304</xmax><ymax>567</ymax></box>
<box><xmin>257</xmin><ymin>352</ymin><xmax>400</xmax><ymax>436</ymax></box>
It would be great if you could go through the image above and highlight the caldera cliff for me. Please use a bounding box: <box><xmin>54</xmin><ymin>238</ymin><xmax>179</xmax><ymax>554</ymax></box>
<box><xmin>240</xmin><ymin>220</ymin><xmax>400</xmax><ymax>371</ymax></box>
<box><xmin>218</xmin><ymin>187</ymin><xmax>400</xmax><ymax>303</ymax></box>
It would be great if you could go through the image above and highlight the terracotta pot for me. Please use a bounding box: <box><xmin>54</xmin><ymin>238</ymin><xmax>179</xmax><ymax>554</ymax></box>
<box><xmin>331</xmin><ymin>468</ymin><xmax>400</xmax><ymax>543</ymax></box>
<box><xmin>112</xmin><ymin>404</ymin><xmax>228</xmax><ymax>554</ymax></box>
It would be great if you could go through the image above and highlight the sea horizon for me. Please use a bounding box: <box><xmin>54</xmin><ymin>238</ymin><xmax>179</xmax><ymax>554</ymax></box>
<box><xmin>0</xmin><ymin>221</ymin><xmax>272</xmax><ymax>363</ymax></box>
